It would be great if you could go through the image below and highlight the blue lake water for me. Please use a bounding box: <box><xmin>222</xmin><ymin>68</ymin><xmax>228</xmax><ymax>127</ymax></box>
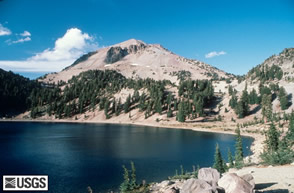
<box><xmin>0</xmin><ymin>122</ymin><xmax>253</xmax><ymax>193</ymax></box>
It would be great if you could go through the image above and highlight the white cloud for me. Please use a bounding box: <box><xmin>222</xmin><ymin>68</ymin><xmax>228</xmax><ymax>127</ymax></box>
<box><xmin>0</xmin><ymin>28</ymin><xmax>98</xmax><ymax>72</ymax></box>
<box><xmin>0</xmin><ymin>24</ymin><xmax>11</xmax><ymax>36</ymax></box>
<box><xmin>8</xmin><ymin>37</ymin><xmax>31</xmax><ymax>44</ymax></box>
<box><xmin>205</xmin><ymin>51</ymin><xmax>227</xmax><ymax>58</ymax></box>
<box><xmin>20</xmin><ymin>31</ymin><xmax>31</xmax><ymax>37</ymax></box>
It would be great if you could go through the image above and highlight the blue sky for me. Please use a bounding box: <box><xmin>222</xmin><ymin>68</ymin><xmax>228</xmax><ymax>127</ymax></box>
<box><xmin>0</xmin><ymin>0</ymin><xmax>294</xmax><ymax>79</ymax></box>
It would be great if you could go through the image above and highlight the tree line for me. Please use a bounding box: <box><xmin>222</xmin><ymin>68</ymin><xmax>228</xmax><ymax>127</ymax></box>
<box><xmin>29</xmin><ymin>70</ymin><xmax>215</xmax><ymax>122</ymax></box>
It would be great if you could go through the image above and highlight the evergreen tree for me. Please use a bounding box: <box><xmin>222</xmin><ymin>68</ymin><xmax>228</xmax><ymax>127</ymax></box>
<box><xmin>266</xmin><ymin>123</ymin><xmax>279</xmax><ymax>152</ymax></box>
<box><xmin>261</xmin><ymin>122</ymin><xmax>294</xmax><ymax>165</ymax></box>
<box><xmin>235</xmin><ymin>127</ymin><xmax>244</xmax><ymax>168</ymax></box>
<box><xmin>138</xmin><ymin>93</ymin><xmax>146</xmax><ymax>111</ymax></box>
<box><xmin>229</xmin><ymin>94</ymin><xmax>238</xmax><ymax>109</ymax></box>
<box><xmin>213</xmin><ymin>143</ymin><xmax>225</xmax><ymax>173</ymax></box>
<box><xmin>104</xmin><ymin>99</ymin><xmax>110</xmax><ymax>119</ymax></box>
<box><xmin>112</xmin><ymin>98</ymin><xmax>116</xmax><ymax>114</ymax></box>
<box><xmin>249</xmin><ymin>88</ymin><xmax>259</xmax><ymax>104</ymax></box>
<box><xmin>287</xmin><ymin>112</ymin><xmax>294</xmax><ymax>143</ymax></box>
<box><xmin>133</xmin><ymin>90</ymin><xmax>140</xmax><ymax>103</ymax></box>
<box><xmin>228</xmin><ymin>148</ymin><xmax>234</xmax><ymax>168</ymax></box>
<box><xmin>177</xmin><ymin>100</ymin><xmax>186</xmax><ymax>122</ymax></box>
<box><xmin>124</xmin><ymin>94</ymin><xmax>131</xmax><ymax>113</ymax></box>
<box><xmin>261</xmin><ymin>94</ymin><xmax>272</xmax><ymax>121</ymax></box>
<box><xmin>278</xmin><ymin>86</ymin><xmax>289</xmax><ymax>110</ymax></box>
<box><xmin>155</xmin><ymin>99</ymin><xmax>162</xmax><ymax>114</ymax></box>
<box><xmin>115</xmin><ymin>98</ymin><xmax>122</xmax><ymax>116</ymax></box>
<box><xmin>228</xmin><ymin>85</ymin><xmax>234</xmax><ymax>96</ymax></box>
<box><xmin>120</xmin><ymin>165</ymin><xmax>130</xmax><ymax>192</ymax></box>
<box><xmin>130</xmin><ymin>161</ymin><xmax>137</xmax><ymax>190</ymax></box>
<box><xmin>167</xmin><ymin>105</ymin><xmax>173</xmax><ymax>118</ymax></box>
<box><xmin>236</xmin><ymin>89</ymin><xmax>249</xmax><ymax>118</ymax></box>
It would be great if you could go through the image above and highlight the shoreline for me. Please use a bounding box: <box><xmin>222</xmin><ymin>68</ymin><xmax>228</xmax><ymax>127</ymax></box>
<box><xmin>0</xmin><ymin>118</ymin><xmax>264</xmax><ymax>163</ymax></box>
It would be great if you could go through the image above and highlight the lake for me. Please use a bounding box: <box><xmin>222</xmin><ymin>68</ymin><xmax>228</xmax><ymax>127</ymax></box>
<box><xmin>0</xmin><ymin>122</ymin><xmax>253</xmax><ymax>192</ymax></box>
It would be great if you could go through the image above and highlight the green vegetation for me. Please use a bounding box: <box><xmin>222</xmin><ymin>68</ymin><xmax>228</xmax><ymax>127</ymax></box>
<box><xmin>213</xmin><ymin>143</ymin><xmax>226</xmax><ymax>174</ymax></box>
<box><xmin>261</xmin><ymin>121</ymin><xmax>294</xmax><ymax>165</ymax></box>
<box><xmin>248</xmin><ymin>64</ymin><xmax>283</xmax><ymax>82</ymax></box>
<box><xmin>120</xmin><ymin>162</ymin><xmax>148</xmax><ymax>193</ymax></box>
<box><xmin>227</xmin><ymin>148</ymin><xmax>234</xmax><ymax>168</ymax></box>
<box><xmin>234</xmin><ymin>127</ymin><xmax>244</xmax><ymax>169</ymax></box>
<box><xmin>29</xmin><ymin>70</ymin><xmax>214</xmax><ymax>123</ymax></box>
<box><xmin>169</xmin><ymin>165</ymin><xmax>194</xmax><ymax>180</ymax></box>
<box><xmin>261</xmin><ymin>94</ymin><xmax>272</xmax><ymax>121</ymax></box>
<box><xmin>170</xmin><ymin>70</ymin><xmax>191</xmax><ymax>81</ymax></box>
<box><xmin>278</xmin><ymin>86</ymin><xmax>289</xmax><ymax>110</ymax></box>
<box><xmin>235</xmin><ymin>89</ymin><xmax>249</xmax><ymax>118</ymax></box>
<box><xmin>0</xmin><ymin>68</ymin><xmax>40</xmax><ymax>117</ymax></box>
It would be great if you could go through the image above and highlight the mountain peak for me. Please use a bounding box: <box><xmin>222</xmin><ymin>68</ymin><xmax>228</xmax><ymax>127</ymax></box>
<box><xmin>42</xmin><ymin>39</ymin><xmax>231</xmax><ymax>84</ymax></box>
<box><xmin>113</xmin><ymin>39</ymin><xmax>146</xmax><ymax>48</ymax></box>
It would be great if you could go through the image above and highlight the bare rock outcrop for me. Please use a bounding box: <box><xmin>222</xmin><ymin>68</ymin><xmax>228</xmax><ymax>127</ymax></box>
<box><xmin>128</xmin><ymin>43</ymin><xmax>146</xmax><ymax>53</ymax></box>
<box><xmin>198</xmin><ymin>168</ymin><xmax>220</xmax><ymax>187</ymax></box>
<box><xmin>240</xmin><ymin>173</ymin><xmax>255</xmax><ymax>188</ymax></box>
<box><xmin>104</xmin><ymin>47</ymin><xmax>128</xmax><ymax>64</ymax></box>
<box><xmin>218</xmin><ymin>173</ymin><xmax>254</xmax><ymax>193</ymax></box>
<box><xmin>180</xmin><ymin>179</ymin><xmax>214</xmax><ymax>193</ymax></box>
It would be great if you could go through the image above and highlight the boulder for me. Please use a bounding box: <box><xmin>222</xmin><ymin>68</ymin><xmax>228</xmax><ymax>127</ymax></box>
<box><xmin>198</xmin><ymin>168</ymin><xmax>220</xmax><ymax>187</ymax></box>
<box><xmin>164</xmin><ymin>187</ymin><xmax>180</xmax><ymax>193</ymax></box>
<box><xmin>159</xmin><ymin>180</ymin><xmax>174</xmax><ymax>187</ymax></box>
<box><xmin>241</xmin><ymin>174</ymin><xmax>255</xmax><ymax>188</ymax></box>
<box><xmin>181</xmin><ymin>178</ymin><xmax>214</xmax><ymax>193</ymax></box>
<box><xmin>218</xmin><ymin>173</ymin><xmax>254</xmax><ymax>193</ymax></box>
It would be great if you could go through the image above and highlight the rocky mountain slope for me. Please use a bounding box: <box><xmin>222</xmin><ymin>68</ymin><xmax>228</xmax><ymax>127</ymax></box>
<box><xmin>229</xmin><ymin>48</ymin><xmax>294</xmax><ymax>115</ymax></box>
<box><xmin>41</xmin><ymin>39</ymin><xmax>232</xmax><ymax>84</ymax></box>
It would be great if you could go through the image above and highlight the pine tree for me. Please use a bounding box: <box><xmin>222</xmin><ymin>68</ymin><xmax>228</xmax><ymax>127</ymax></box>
<box><xmin>133</xmin><ymin>90</ymin><xmax>140</xmax><ymax>103</ymax></box>
<box><xmin>261</xmin><ymin>94</ymin><xmax>272</xmax><ymax>121</ymax></box>
<box><xmin>138</xmin><ymin>93</ymin><xmax>146</xmax><ymax>111</ymax></box>
<box><xmin>112</xmin><ymin>98</ymin><xmax>116</xmax><ymax>114</ymax></box>
<box><xmin>124</xmin><ymin>94</ymin><xmax>131</xmax><ymax>113</ymax></box>
<box><xmin>115</xmin><ymin>98</ymin><xmax>122</xmax><ymax>116</ymax></box>
<box><xmin>266</xmin><ymin>123</ymin><xmax>279</xmax><ymax>152</ymax></box>
<box><xmin>213</xmin><ymin>143</ymin><xmax>225</xmax><ymax>173</ymax></box>
<box><xmin>177</xmin><ymin>100</ymin><xmax>186</xmax><ymax>122</ymax></box>
<box><xmin>155</xmin><ymin>99</ymin><xmax>162</xmax><ymax>114</ymax></box>
<box><xmin>130</xmin><ymin>161</ymin><xmax>137</xmax><ymax>190</ymax></box>
<box><xmin>249</xmin><ymin>88</ymin><xmax>259</xmax><ymax>104</ymax></box>
<box><xmin>120</xmin><ymin>165</ymin><xmax>130</xmax><ymax>192</ymax></box>
<box><xmin>228</xmin><ymin>148</ymin><xmax>234</xmax><ymax>168</ymax></box>
<box><xmin>235</xmin><ymin>127</ymin><xmax>244</xmax><ymax>168</ymax></box>
<box><xmin>104</xmin><ymin>98</ymin><xmax>110</xmax><ymax>119</ymax></box>
<box><xmin>287</xmin><ymin>112</ymin><xmax>294</xmax><ymax>143</ymax></box>
<box><xmin>167</xmin><ymin>105</ymin><xmax>173</xmax><ymax>118</ymax></box>
<box><xmin>229</xmin><ymin>94</ymin><xmax>238</xmax><ymax>109</ymax></box>
<box><xmin>228</xmin><ymin>85</ymin><xmax>234</xmax><ymax>96</ymax></box>
<box><xmin>236</xmin><ymin>89</ymin><xmax>249</xmax><ymax>118</ymax></box>
<box><xmin>279</xmin><ymin>86</ymin><xmax>289</xmax><ymax>110</ymax></box>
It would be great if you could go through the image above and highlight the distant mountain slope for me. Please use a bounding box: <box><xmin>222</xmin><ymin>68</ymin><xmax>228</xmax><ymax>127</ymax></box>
<box><xmin>230</xmin><ymin>48</ymin><xmax>294</xmax><ymax>115</ymax></box>
<box><xmin>246</xmin><ymin>48</ymin><xmax>294</xmax><ymax>82</ymax></box>
<box><xmin>41</xmin><ymin>39</ymin><xmax>233</xmax><ymax>84</ymax></box>
<box><xmin>0</xmin><ymin>68</ymin><xmax>40</xmax><ymax>117</ymax></box>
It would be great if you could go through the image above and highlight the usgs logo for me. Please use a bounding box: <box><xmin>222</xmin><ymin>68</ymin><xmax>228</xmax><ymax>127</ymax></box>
<box><xmin>3</xmin><ymin>175</ymin><xmax>48</xmax><ymax>191</ymax></box>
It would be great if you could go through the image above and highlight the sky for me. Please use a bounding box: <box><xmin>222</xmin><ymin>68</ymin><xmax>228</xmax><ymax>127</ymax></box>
<box><xmin>0</xmin><ymin>0</ymin><xmax>294</xmax><ymax>79</ymax></box>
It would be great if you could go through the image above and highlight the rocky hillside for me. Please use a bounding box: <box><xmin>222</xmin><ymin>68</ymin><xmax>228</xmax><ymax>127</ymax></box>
<box><xmin>217</xmin><ymin>48</ymin><xmax>294</xmax><ymax>122</ymax></box>
<box><xmin>246</xmin><ymin>48</ymin><xmax>294</xmax><ymax>82</ymax></box>
<box><xmin>40</xmin><ymin>39</ymin><xmax>232</xmax><ymax>84</ymax></box>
